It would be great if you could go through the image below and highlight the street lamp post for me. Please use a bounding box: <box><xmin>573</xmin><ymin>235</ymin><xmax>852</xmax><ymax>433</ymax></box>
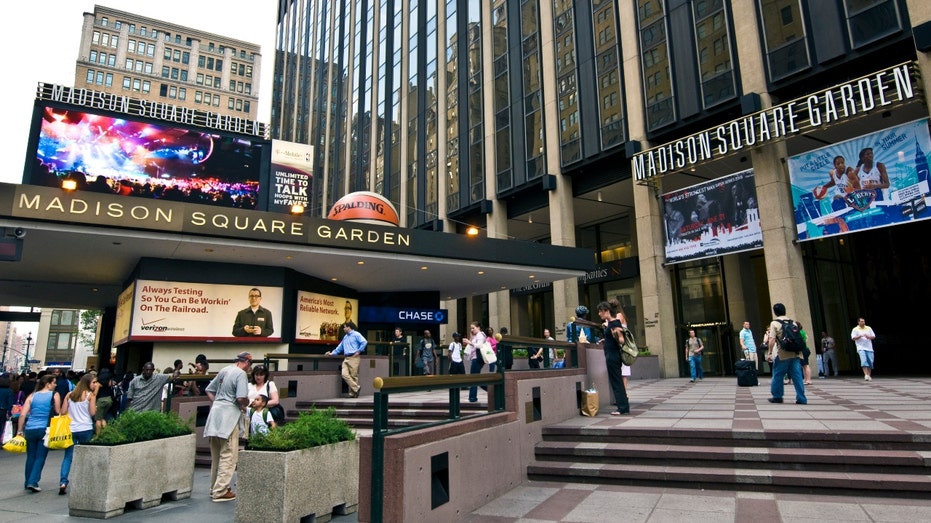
<box><xmin>1</xmin><ymin>339</ymin><xmax>7</xmax><ymax>371</ymax></box>
<box><xmin>22</xmin><ymin>332</ymin><xmax>33</xmax><ymax>373</ymax></box>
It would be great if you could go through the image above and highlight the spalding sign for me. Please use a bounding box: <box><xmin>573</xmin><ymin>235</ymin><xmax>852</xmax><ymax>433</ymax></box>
<box><xmin>327</xmin><ymin>191</ymin><xmax>400</xmax><ymax>226</ymax></box>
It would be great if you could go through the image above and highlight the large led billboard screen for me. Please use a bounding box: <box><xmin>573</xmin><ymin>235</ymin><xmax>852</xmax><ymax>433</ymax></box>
<box><xmin>26</xmin><ymin>103</ymin><xmax>269</xmax><ymax>209</ymax></box>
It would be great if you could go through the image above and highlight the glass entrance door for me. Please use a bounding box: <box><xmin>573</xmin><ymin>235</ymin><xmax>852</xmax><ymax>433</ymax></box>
<box><xmin>674</xmin><ymin>259</ymin><xmax>731</xmax><ymax>376</ymax></box>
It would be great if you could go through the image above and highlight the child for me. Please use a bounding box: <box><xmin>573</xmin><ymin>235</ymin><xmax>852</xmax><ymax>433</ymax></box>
<box><xmin>249</xmin><ymin>394</ymin><xmax>276</xmax><ymax>437</ymax></box>
<box><xmin>448</xmin><ymin>332</ymin><xmax>465</xmax><ymax>375</ymax></box>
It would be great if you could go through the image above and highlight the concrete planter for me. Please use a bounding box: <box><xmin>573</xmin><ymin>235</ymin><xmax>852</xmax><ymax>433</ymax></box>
<box><xmin>235</xmin><ymin>439</ymin><xmax>359</xmax><ymax>523</ymax></box>
<box><xmin>69</xmin><ymin>434</ymin><xmax>196</xmax><ymax>519</ymax></box>
<box><xmin>633</xmin><ymin>354</ymin><xmax>660</xmax><ymax>380</ymax></box>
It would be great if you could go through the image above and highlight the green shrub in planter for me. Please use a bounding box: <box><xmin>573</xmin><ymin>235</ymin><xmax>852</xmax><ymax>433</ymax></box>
<box><xmin>246</xmin><ymin>407</ymin><xmax>355</xmax><ymax>451</ymax></box>
<box><xmin>511</xmin><ymin>348</ymin><xmax>528</xmax><ymax>358</ymax></box>
<box><xmin>89</xmin><ymin>410</ymin><xmax>193</xmax><ymax>446</ymax></box>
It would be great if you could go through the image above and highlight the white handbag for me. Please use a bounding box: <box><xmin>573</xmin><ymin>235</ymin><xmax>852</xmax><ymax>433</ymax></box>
<box><xmin>480</xmin><ymin>341</ymin><xmax>497</xmax><ymax>364</ymax></box>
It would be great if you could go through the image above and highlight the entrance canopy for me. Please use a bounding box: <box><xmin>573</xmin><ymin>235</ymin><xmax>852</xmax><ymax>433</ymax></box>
<box><xmin>0</xmin><ymin>183</ymin><xmax>592</xmax><ymax>310</ymax></box>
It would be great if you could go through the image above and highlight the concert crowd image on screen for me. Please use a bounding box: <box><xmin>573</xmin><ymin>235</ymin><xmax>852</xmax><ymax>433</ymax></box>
<box><xmin>29</xmin><ymin>105</ymin><xmax>266</xmax><ymax>209</ymax></box>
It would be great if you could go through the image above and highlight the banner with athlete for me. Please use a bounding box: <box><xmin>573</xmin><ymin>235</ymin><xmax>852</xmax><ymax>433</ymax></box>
<box><xmin>661</xmin><ymin>168</ymin><xmax>762</xmax><ymax>264</ymax></box>
<box><xmin>788</xmin><ymin>118</ymin><xmax>931</xmax><ymax>241</ymax></box>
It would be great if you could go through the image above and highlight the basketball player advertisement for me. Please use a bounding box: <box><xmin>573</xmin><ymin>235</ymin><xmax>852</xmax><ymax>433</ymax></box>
<box><xmin>788</xmin><ymin>118</ymin><xmax>931</xmax><ymax>241</ymax></box>
<box><xmin>661</xmin><ymin>168</ymin><xmax>763</xmax><ymax>264</ymax></box>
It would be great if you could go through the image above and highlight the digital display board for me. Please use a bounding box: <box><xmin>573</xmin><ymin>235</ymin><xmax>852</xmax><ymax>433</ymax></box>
<box><xmin>26</xmin><ymin>103</ymin><xmax>269</xmax><ymax>210</ymax></box>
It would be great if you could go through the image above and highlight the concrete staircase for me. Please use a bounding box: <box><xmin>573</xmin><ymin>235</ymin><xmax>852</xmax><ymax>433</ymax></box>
<box><xmin>527</xmin><ymin>425</ymin><xmax>931</xmax><ymax>498</ymax></box>
<box><xmin>292</xmin><ymin>398</ymin><xmax>488</xmax><ymax>430</ymax></box>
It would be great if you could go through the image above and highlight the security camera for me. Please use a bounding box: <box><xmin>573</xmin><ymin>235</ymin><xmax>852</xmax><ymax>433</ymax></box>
<box><xmin>13</xmin><ymin>227</ymin><xmax>26</xmax><ymax>239</ymax></box>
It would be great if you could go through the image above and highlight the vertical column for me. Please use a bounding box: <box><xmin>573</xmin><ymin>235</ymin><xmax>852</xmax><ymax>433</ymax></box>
<box><xmin>753</xmin><ymin>141</ymin><xmax>812</xmax><ymax>329</ymax></box>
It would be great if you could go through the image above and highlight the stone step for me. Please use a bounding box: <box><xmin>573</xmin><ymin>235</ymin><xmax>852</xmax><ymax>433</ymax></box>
<box><xmin>526</xmin><ymin>461</ymin><xmax>931</xmax><ymax>498</ymax></box>
<box><xmin>534</xmin><ymin>441</ymin><xmax>931</xmax><ymax>474</ymax></box>
<box><xmin>540</xmin><ymin>426</ymin><xmax>931</xmax><ymax>451</ymax></box>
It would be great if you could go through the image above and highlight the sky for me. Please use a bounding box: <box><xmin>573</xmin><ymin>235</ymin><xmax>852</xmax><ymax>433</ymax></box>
<box><xmin>1</xmin><ymin>1</ymin><xmax>278</xmax><ymax>184</ymax></box>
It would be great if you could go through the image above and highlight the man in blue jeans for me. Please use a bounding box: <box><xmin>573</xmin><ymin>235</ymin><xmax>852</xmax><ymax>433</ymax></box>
<box><xmin>684</xmin><ymin>329</ymin><xmax>704</xmax><ymax>383</ymax></box>
<box><xmin>766</xmin><ymin>303</ymin><xmax>807</xmax><ymax>405</ymax></box>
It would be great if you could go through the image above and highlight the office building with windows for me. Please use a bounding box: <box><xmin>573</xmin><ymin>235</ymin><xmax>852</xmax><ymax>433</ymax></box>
<box><xmin>74</xmin><ymin>5</ymin><xmax>261</xmax><ymax>121</ymax></box>
<box><xmin>271</xmin><ymin>0</ymin><xmax>931</xmax><ymax>377</ymax></box>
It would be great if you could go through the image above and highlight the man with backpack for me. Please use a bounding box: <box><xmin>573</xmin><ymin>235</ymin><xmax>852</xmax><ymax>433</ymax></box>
<box><xmin>765</xmin><ymin>303</ymin><xmax>807</xmax><ymax>405</ymax></box>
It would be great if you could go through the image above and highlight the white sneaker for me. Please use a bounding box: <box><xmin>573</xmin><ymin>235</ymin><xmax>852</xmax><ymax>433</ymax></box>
<box><xmin>865</xmin><ymin>375</ymin><xmax>872</xmax><ymax>381</ymax></box>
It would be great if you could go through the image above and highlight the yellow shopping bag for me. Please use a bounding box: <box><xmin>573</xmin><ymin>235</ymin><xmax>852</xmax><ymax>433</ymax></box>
<box><xmin>45</xmin><ymin>415</ymin><xmax>74</xmax><ymax>450</ymax></box>
<box><xmin>3</xmin><ymin>434</ymin><xmax>27</xmax><ymax>453</ymax></box>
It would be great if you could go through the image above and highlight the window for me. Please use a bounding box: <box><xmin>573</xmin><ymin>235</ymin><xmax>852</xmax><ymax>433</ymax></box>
<box><xmin>844</xmin><ymin>0</ymin><xmax>901</xmax><ymax>47</ymax></box>
<box><xmin>140</xmin><ymin>26</ymin><xmax>147</xmax><ymax>37</ymax></box>
<box><xmin>214</xmin><ymin>77</ymin><xmax>221</xmax><ymax>88</ymax></box>
<box><xmin>132</xmin><ymin>79</ymin><xmax>141</xmax><ymax>91</ymax></box>
<box><xmin>92</xmin><ymin>31</ymin><xmax>100</xmax><ymax>45</ymax></box>
<box><xmin>194</xmin><ymin>91</ymin><xmax>202</xmax><ymax>103</ymax></box>
<box><xmin>215</xmin><ymin>59</ymin><xmax>223</xmax><ymax>71</ymax></box>
<box><xmin>128</xmin><ymin>24</ymin><xmax>135</xmax><ymax>34</ymax></box>
<box><xmin>142</xmin><ymin>81</ymin><xmax>150</xmax><ymax>94</ymax></box>
<box><xmin>164</xmin><ymin>48</ymin><xmax>172</xmax><ymax>60</ymax></box>
<box><xmin>245</xmin><ymin>83</ymin><xmax>251</xmax><ymax>95</ymax></box>
<box><xmin>115</xmin><ymin>21</ymin><xmax>121</xmax><ymax>30</ymax></box>
<box><xmin>111</xmin><ymin>36</ymin><xmax>118</xmax><ymax>48</ymax></box>
<box><xmin>161</xmin><ymin>66</ymin><xmax>170</xmax><ymax>78</ymax></box>
<box><xmin>128</xmin><ymin>40</ymin><xmax>136</xmax><ymax>53</ymax></box>
<box><xmin>207</xmin><ymin>57</ymin><xmax>214</xmax><ymax>69</ymax></box>
<box><xmin>759</xmin><ymin>0</ymin><xmax>810</xmax><ymax>80</ymax></box>
<box><xmin>243</xmin><ymin>100</ymin><xmax>250</xmax><ymax>113</ymax></box>
<box><xmin>228</xmin><ymin>98</ymin><xmax>235</xmax><ymax>110</ymax></box>
<box><xmin>171</xmin><ymin>68</ymin><xmax>179</xmax><ymax>80</ymax></box>
<box><xmin>101</xmin><ymin>17</ymin><xmax>109</xmax><ymax>27</ymax></box>
<box><xmin>236</xmin><ymin>99</ymin><xmax>243</xmax><ymax>111</ymax></box>
<box><xmin>182</xmin><ymin>51</ymin><xmax>190</xmax><ymax>64</ymax></box>
<box><xmin>135</xmin><ymin>60</ymin><xmax>143</xmax><ymax>72</ymax></box>
<box><xmin>90</xmin><ymin>50</ymin><xmax>98</xmax><ymax>63</ymax></box>
<box><xmin>101</xmin><ymin>33</ymin><xmax>110</xmax><ymax>47</ymax></box>
<box><xmin>122</xmin><ymin>76</ymin><xmax>131</xmax><ymax>89</ymax></box>
<box><xmin>196</xmin><ymin>74</ymin><xmax>204</xmax><ymax>85</ymax></box>
<box><xmin>147</xmin><ymin>43</ymin><xmax>155</xmax><ymax>56</ymax></box>
<box><xmin>105</xmin><ymin>74</ymin><xmax>113</xmax><ymax>87</ymax></box>
<box><xmin>198</xmin><ymin>56</ymin><xmax>205</xmax><ymax>67</ymax></box>
<box><xmin>178</xmin><ymin>88</ymin><xmax>186</xmax><ymax>101</ymax></box>
<box><xmin>180</xmin><ymin>70</ymin><xmax>188</xmax><ymax>82</ymax></box>
<box><xmin>96</xmin><ymin>71</ymin><xmax>104</xmax><ymax>85</ymax></box>
<box><xmin>86</xmin><ymin>69</ymin><xmax>95</xmax><ymax>84</ymax></box>
<box><xmin>173</xmin><ymin>50</ymin><xmax>181</xmax><ymax>62</ymax></box>
<box><xmin>159</xmin><ymin>84</ymin><xmax>168</xmax><ymax>96</ymax></box>
<box><xmin>108</xmin><ymin>54</ymin><xmax>116</xmax><ymax>67</ymax></box>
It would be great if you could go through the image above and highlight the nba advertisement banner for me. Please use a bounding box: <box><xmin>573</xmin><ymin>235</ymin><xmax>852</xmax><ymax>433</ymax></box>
<box><xmin>126</xmin><ymin>280</ymin><xmax>283</xmax><ymax>342</ymax></box>
<box><xmin>268</xmin><ymin>139</ymin><xmax>314</xmax><ymax>213</ymax></box>
<box><xmin>295</xmin><ymin>291</ymin><xmax>358</xmax><ymax>342</ymax></box>
<box><xmin>662</xmin><ymin>169</ymin><xmax>763</xmax><ymax>264</ymax></box>
<box><xmin>788</xmin><ymin>119</ymin><xmax>931</xmax><ymax>240</ymax></box>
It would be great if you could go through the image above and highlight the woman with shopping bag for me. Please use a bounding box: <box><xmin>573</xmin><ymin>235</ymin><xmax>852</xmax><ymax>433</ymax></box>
<box><xmin>17</xmin><ymin>375</ymin><xmax>62</xmax><ymax>492</ymax></box>
<box><xmin>58</xmin><ymin>372</ymin><xmax>98</xmax><ymax>495</ymax></box>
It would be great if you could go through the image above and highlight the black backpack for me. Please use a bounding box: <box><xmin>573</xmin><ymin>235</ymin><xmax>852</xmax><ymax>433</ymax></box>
<box><xmin>776</xmin><ymin>319</ymin><xmax>805</xmax><ymax>352</ymax></box>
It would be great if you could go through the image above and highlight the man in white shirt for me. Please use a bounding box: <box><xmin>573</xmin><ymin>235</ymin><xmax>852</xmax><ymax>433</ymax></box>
<box><xmin>850</xmin><ymin>318</ymin><xmax>876</xmax><ymax>381</ymax></box>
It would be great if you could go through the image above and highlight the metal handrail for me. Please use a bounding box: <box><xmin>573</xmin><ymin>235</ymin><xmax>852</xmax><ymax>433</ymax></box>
<box><xmin>368</xmin><ymin>370</ymin><xmax>505</xmax><ymax>523</ymax></box>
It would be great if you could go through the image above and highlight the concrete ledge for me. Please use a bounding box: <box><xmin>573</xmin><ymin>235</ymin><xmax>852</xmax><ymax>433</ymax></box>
<box><xmin>69</xmin><ymin>434</ymin><xmax>195</xmax><ymax>519</ymax></box>
<box><xmin>235</xmin><ymin>439</ymin><xmax>359</xmax><ymax>523</ymax></box>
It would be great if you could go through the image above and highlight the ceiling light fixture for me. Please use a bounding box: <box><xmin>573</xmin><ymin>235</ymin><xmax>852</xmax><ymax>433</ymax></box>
<box><xmin>597</xmin><ymin>191</ymin><xmax>603</xmax><ymax>202</ymax></box>
<box><xmin>466</xmin><ymin>226</ymin><xmax>479</xmax><ymax>236</ymax></box>
<box><xmin>61</xmin><ymin>179</ymin><xmax>77</xmax><ymax>191</ymax></box>
<box><xmin>528</xmin><ymin>214</ymin><xmax>533</xmax><ymax>224</ymax></box>
<box><xmin>290</xmin><ymin>203</ymin><xmax>305</xmax><ymax>214</ymax></box>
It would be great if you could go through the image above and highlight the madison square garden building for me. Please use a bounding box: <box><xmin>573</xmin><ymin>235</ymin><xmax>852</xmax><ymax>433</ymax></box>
<box><xmin>270</xmin><ymin>0</ymin><xmax>931</xmax><ymax>378</ymax></box>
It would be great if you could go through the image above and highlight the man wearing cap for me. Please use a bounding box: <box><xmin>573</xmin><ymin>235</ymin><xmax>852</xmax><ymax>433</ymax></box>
<box><xmin>326</xmin><ymin>322</ymin><xmax>367</xmax><ymax>398</ymax></box>
<box><xmin>203</xmin><ymin>352</ymin><xmax>252</xmax><ymax>502</ymax></box>
<box><xmin>127</xmin><ymin>362</ymin><xmax>180</xmax><ymax>413</ymax></box>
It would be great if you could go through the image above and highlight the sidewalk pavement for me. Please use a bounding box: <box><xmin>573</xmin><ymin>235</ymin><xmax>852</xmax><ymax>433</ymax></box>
<box><xmin>2</xmin><ymin>376</ymin><xmax>931</xmax><ymax>522</ymax></box>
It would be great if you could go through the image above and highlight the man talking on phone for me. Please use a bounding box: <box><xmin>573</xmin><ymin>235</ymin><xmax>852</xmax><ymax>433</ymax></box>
<box><xmin>232</xmin><ymin>288</ymin><xmax>275</xmax><ymax>337</ymax></box>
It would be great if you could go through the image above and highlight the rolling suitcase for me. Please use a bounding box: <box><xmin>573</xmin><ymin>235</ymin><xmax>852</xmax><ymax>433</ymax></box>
<box><xmin>735</xmin><ymin>359</ymin><xmax>758</xmax><ymax>387</ymax></box>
